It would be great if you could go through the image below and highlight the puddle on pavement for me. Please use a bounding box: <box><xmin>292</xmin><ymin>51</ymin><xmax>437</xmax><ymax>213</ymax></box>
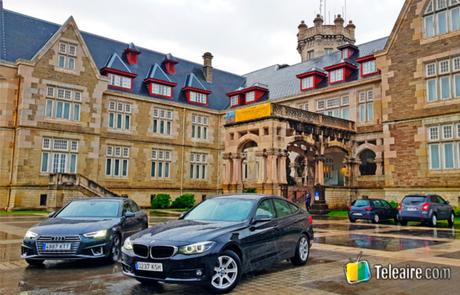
<box><xmin>437</xmin><ymin>250</ymin><xmax>460</xmax><ymax>259</ymax></box>
<box><xmin>0</xmin><ymin>232</ymin><xmax>22</xmax><ymax>240</ymax></box>
<box><xmin>314</xmin><ymin>234</ymin><xmax>447</xmax><ymax>251</ymax></box>
<box><xmin>314</xmin><ymin>224</ymin><xmax>386</xmax><ymax>231</ymax></box>
<box><xmin>384</xmin><ymin>229</ymin><xmax>458</xmax><ymax>239</ymax></box>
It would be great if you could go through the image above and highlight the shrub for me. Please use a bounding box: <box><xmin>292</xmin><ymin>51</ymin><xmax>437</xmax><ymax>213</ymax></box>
<box><xmin>389</xmin><ymin>200</ymin><xmax>398</xmax><ymax>209</ymax></box>
<box><xmin>151</xmin><ymin>194</ymin><xmax>171</xmax><ymax>209</ymax></box>
<box><xmin>171</xmin><ymin>194</ymin><xmax>195</xmax><ymax>209</ymax></box>
<box><xmin>243</xmin><ymin>188</ymin><xmax>257</xmax><ymax>193</ymax></box>
<box><xmin>453</xmin><ymin>206</ymin><xmax>460</xmax><ymax>216</ymax></box>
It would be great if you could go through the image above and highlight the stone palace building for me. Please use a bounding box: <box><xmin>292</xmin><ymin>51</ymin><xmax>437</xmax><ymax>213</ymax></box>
<box><xmin>1</xmin><ymin>0</ymin><xmax>460</xmax><ymax>209</ymax></box>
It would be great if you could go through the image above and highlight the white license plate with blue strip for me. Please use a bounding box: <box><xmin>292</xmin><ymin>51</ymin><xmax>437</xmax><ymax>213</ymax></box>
<box><xmin>135</xmin><ymin>262</ymin><xmax>163</xmax><ymax>272</ymax></box>
<box><xmin>43</xmin><ymin>243</ymin><xmax>72</xmax><ymax>251</ymax></box>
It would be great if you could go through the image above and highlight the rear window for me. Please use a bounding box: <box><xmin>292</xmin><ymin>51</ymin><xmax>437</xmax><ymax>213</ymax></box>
<box><xmin>353</xmin><ymin>200</ymin><xmax>369</xmax><ymax>207</ymax></box>
<box><xmin>402</xmin><ymin>196</ymin><xmax>427</xmax><ymax>205</ymax></box>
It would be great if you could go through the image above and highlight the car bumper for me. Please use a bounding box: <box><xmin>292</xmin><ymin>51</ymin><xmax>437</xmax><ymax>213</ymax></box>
<box><xmin>121</xmin><ymin>250</ymin><xmax>217</xmax><ymax>284</ymax></box>
<box><xmin>348</xmin><ymin>212</ymin><xmax>375</xmax><ymax>220</ymax></box>
<box><xmin>21</xmin><ymin>238</ymin><xmax>113</xmax><ymax>260</ymax></box>
<box><xmin>399</xmin><ymin>211</ymin><xmax>430</xmax><ymax>222</ymax></box>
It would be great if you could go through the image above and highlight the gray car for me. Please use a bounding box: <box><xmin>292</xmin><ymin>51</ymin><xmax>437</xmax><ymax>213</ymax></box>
<box><xmin>397</xmin><ymin>194</ymin><xmax>455</xmax><ymax>227</ymax></box>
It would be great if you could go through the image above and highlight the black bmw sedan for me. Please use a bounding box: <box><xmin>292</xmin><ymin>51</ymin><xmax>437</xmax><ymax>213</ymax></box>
<box><xmin>21</xmin><ymin>197</ymin><xmax>148</xmax><ymax>266</ymax></box>
<box><xmin>121</xmin><ymin>195</ymin><xmax>313</xmax><ymax>293</ymax></box>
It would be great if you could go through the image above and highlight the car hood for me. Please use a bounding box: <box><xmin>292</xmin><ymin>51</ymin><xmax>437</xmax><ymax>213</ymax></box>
<box><xmin>132</xmin><ymin>219</ymin><xmax>246</xmax><ymax>244</ymax></box>
<box><xmin>29</xmin><ymin>217</ymin><xmax>121</xmax><ymax>236</ymax></box>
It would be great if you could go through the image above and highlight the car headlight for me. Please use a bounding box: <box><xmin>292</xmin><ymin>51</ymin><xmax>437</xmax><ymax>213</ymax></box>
<box><xmin>83</xmin><ymin>229</ymin><xmax>107</xmax><ymax>238</ymax></box>
<box><xmin>123</xmin><ymin>237</ymin><xmax>133</xmax><ymax>251</ymax></box>
<box><xmin>24</xmin><ymin>230</ymin><xmax>38</xmax><ymax>240</ymax></box>
<box><xmin>178</xmin><ymin>241</ymin><xmax>215</xmax><ymax>255</ymax></box>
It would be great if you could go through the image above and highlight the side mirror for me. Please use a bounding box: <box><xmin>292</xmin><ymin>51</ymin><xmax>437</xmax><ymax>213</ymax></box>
<box><xmin>252</xmin><ymin>215</ymin><xmax>272</xmax><ymax>224</ymax></box>
<box><xmin>48</xmin><ymin>211</ymin><xmax>55</xmax><ymax>218</ymax></box>
<box><xmin>124</xmin><ymin>211</ymin><xmax>135</xmax><ymax>218</ymax></box>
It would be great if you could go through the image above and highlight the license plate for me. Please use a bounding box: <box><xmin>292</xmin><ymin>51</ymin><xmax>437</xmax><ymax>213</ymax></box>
<box><xmin>407</xmin><ymin>207</ymin><xmax>417</xmax><ymax>211</ymax></box>
<box><xmin>43</xmin><ymin>243</ymin><xmax>71</xmax><ymax>251</ymax></box>
<box><xmin>135</xmin><ymin>262</ymin><xmax>163</xmax><ymax>272</ymax></box>
<box><xmin>353</xmin><ymin>213</ymin><xmax>363</xmax><ymax>216</ymax></box>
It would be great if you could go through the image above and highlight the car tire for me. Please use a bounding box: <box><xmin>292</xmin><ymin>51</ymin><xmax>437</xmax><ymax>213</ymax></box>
<box><xmin>348</xmin><ymin>217</ymin><xmax>356</xmax><ymax>223</ymax></box>
<box><xmin>107</xmin><ymin>233</ymin><xmax>121</xmax><ymax>263</ymax></box>
<box><xmin>208</xmin><ymin>250</ymin><xmax>241</xmax><ymax>294</ymax></box>
<box><xmin>448</xmin><ymin>212</ymin><xmax>455</xmax><ymax>227</ymax></box>
<box><xmin>430</xmin><ymin>214</ymin><xmax>437</xmax><ymax>227</ymax></box>
<box><xmin>25</xmin><ymin>259</ymin><xmax>44</xmax><ymax>266</ymax></box>
<box><xmin>291</xmin><ymin>234</ymin><xmax>310</xmax><ymax>266</ymax></box>
<box><xmin>372</xmin><ymin>214</ymin><xmax>380</xmax><ymax>224</ymax></box>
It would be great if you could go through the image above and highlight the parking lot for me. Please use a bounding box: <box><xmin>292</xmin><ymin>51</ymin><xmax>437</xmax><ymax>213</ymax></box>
<box><xmin>1</xmin><ymin>213</ymin><xmax>459</xmax><ymax>295</ymax></box>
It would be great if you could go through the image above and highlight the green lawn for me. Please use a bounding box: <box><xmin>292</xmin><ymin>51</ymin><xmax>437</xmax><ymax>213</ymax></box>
<box><xmin>0</xmin><ymin>209</ymin><xmax>48</xmax><ymax>216</ymax></box>
<box><xmin>327</xmin><ymin>210</ymin><xmax>348</xmax><ymax>218</ymax></box>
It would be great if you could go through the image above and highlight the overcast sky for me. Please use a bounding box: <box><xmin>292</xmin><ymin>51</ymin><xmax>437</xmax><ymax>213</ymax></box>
<box><xmin>5</xmin><ymin>0</ymin><xmax>405</xmax><ymax>75</ymax></box>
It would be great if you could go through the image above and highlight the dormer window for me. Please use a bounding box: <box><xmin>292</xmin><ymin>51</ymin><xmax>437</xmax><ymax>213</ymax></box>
<box><xmin>301</xmin><ymin>76</ymin><xmax>314</xmax><ymax>90</ymax></box>
<box><xmin>356</xmin><ymin>55</ymin><xmax>379</xmax><ymax>77</ymax></box>
<box><xmin>245</xmin><ymin>91</ymin><xmax>256</xmax><ymax>103</ymax></box>
<box><xmin>337</xmin><ymin>44</ymin><xmax>359</xmax><ymax>60</ymax></box>
<box><xmin>144</xmin><ymin>64</ymin><xmax>177</xmax><ymax>99</ymax></box>
<box><xmin>230</xmin><ymin>95</ymin><xmax>240</xmax><ymax>107</ymax></box>
<box><xmin>124</xmin><ymin>43</ymin><xmax>141</xmax><ymax>65</ymax></box>
<box><xmin>190</xmin><ymin>91</ymin><xmax>208</xmax><ymax>104</ymax></box>
<box><xmin>163</xmin><ymin>54</ymin><xmax>179</xmax><ymax>75</ymax></box>
<box><xmin>330</xmin><ymin>69</ymin><xmax>344</xmax><ymax>83</ymax></box>
<box><xmin>341</xmin><ymin>48</ymin><xmax>352</xmax><ymax>59</ymax></box>
<box><xmin>57</xmin><ymin>41</ymin><xmax>77</xmax><ymax>71</ymax></box>
<box><xmin>296</xmin><ymin>69</ymin><xmax>327</xmax><ymax>91</ymax></box>
<box><xmin>108</xmin><ymin>73</ymin><xmax>132</xmax><ymax>90</ymax></box>
<box><xmin>152</xmin><ymin>83</ymin><xmax>172</xmax><ymax>97</ymax></box>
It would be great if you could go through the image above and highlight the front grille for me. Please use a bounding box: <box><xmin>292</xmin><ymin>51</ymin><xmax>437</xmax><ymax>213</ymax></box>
<box><xmin>133</xmin><ymin>244</ymin><xmax>149</xmax><ymax>258</ymax></box>
<box><xmin>150</xmin><ymin>246</ymin><xmax>176</xmax><ymax>259</ymax></box>
<box><xmin>36</xmin><ymin>235</ymin><xmax>80</xmax><ymax>255</ymax></box>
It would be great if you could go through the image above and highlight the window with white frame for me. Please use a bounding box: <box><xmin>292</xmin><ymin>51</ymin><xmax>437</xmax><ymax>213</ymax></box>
<box><xmin>230</xmin><ymin>95</ymin><xmax>239</xmax><ymax>107</ymax></box>
<box><xmin>105</xmin><ymin>145</ymin><xmax>129</xmax><ymax>177</ymax></box>
<box><xmin>190</xmin><ymin>91</ymin><xmax>207</xmax><ymax>104</ymax></box>
<box><xmin>358</xmin><ymin>90</ymin><xmax>374</xmax><ymax>123</ymax></box>
<box><xmin>301</xmin><ymin>76</ymin><xmax>314</xmax><ymax>90</ymax></box>
<box><xmin>424</xmin><ymin>0</ymin><xmax>460</xmax><ymax>38</ymax></box>
<box><xmin>190</xmin><ymin>152</ymin><xmax>208</xmax><ymax>180</ymax></box>
<box><xmin>41</xmin><ymin>137</ymin><xmax>78</xmax><ymax>174</ymax></box>
<box><xmin>152</xmin><ymin>107</ymin><xmax>173</xmax><ymax>136</ymax></box>
<box><xmin>108</xmin><ymin>101</ymin><xmax>132</xmax><ymax>131</ymax></box>
<box><xmin>330</xmin><ymin>69</ymin><xmax>344</xmax><ymax>83</ymax></box>
<box><xmin>151</xmin><ymin>149</ymin><xmax>171</xmax><ymax>178</ymax></box>
<box><xmin>45</xmin><ymin>86</ymin><xmax>82</xmax><ymax>121</ymax></box>
<box><xmin>191</xmin><ymin>114</ymin><xmax>208</xmax><ymax>140</ymax></box>
<box><xmin>362</xmin><ymin>60</ymin><xmax>377</xmax><ymax>75</ymax></box>
<box><xmin>108</xmin><ymin>73</ymin><xmax>132</xmax><ymax>89</ymax></box>
<box><xmin>428</xmin><ymin>122</ymin><xmax>460</xmax><ymax>170</ymax></box>
<box><xmin>57</xmin><ymin>41</ymin><xmax>77</xmax><ymax>71</ymax></box>
<box><xmin>245</xmin><ymin>91</ymin><xmax>256</xmax><ymax>103</ymax></box>
<box><xmin>151</xmin><ymin>83</ymin><xmax>172</xmax><ymax>97</ymax></box>
<box><xmin>316</xmin><ymin>95</ymin><xmax>350</xmax><ymax>120</ymax></box>
<box><xmin>425</xmin><ymin>56</ymin><xmax>460</xmax><ymax>102</ymax></box>
<box><xmin>298</xmin><ymin>101</ymin><xmax>309</xmax><ymax>111</ymax></box>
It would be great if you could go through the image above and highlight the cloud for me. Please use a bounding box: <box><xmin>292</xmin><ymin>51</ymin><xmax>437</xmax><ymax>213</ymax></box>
<box><xmin>6</xmin><ymin>0</ymin><xmax>405</xmax><ymax>75</ymax></box>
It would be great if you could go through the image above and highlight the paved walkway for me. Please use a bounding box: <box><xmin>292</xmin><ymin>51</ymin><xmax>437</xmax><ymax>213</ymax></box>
<box><xmin>0</xmin><ymin>215</ymin><xmax>459</xmax><ymax>294</ymax></box>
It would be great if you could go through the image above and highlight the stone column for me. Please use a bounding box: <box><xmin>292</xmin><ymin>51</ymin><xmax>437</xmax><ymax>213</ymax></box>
<box><xmin>232</xmin><ymin>155</ymin><xmax>242</xmax><ymax>186</ymax></box>
<box><xmin>316</xmin><ymin>155</ymin><xmax>325</xmax><ymax>185</ymax></box>
<box><xmin>222</xmin><ymin>153</ymin><xmax>233</xmax><ymax>186</ymax></box>
<box><xmin>266</xmin><ymin>149</ymin><xmax>279</xmax><ymax>185</ymax></box>
<box><xmin>255</xmin><ymin>150</ymin><xmax>267</xmax><ymax>184</ymax></box>
<box><xmin>375</xmin><ymin>156</ymin><xmax>383</xmax><ymax>176</ymax></box>
<box><xmin>278</xmin><ymin>151</ymin><xmax>288</xmax><ymax>185</ymax></box>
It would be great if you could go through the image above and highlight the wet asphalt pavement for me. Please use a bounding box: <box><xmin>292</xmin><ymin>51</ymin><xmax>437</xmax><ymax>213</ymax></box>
<box><xmin>1</xmin><ymin>213</ymin><xmax>460</xmax><ymax>295</ymax></box>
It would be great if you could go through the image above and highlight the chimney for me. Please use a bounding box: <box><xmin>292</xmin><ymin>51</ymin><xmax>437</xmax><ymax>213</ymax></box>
<box><xmin>202</xmin><ymin>52</ymin><xmax>213</xmax><ymax>83</ymax></box>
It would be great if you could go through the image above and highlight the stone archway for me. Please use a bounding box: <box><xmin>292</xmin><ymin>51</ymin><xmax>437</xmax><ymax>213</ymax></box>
<box><xmin>324</xmin><ymin>146</ymin><xmax>349</xmax><ymax>187</ymax></box>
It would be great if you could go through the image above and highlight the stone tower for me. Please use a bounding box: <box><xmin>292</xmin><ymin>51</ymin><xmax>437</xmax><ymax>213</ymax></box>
<box><xmin>297</xmin><ymin>14</ymin><xmax>356</xmax><ymax>62</ymax></box>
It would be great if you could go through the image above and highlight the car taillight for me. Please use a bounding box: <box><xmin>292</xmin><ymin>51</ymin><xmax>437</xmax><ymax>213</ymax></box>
<box><xmin>421</xmin><ymin>202</ymin><xmax>429</xmax><ymax>211</ymax></box>
<box><xmin>308</xmin><ymin>215</ymin><xmax>313</xmax><ymax>224</ymax></box>
<box><xmin>397</xmin><ymin>203</ymin><xmax>402</xmax><ymax>210</ymax></box>
<box><xmin>365</xmin><ymin>206</ymin><xmax>372</xmax><ymax>211</ymax></box>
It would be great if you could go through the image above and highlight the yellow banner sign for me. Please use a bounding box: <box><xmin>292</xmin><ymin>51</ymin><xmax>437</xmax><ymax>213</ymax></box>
<box><xmin>234</xmin><ymin>103</ymin><xmax>272</xmax><ymax>123</ymax></box>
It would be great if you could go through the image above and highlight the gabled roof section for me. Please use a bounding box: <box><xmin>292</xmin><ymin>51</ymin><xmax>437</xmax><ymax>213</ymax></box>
<box><xmin>146</xmin><ymin>63</ymin><xmax>172</xmax><ymax>82</ymax></box>
<box><xmin>184</xmin><ymin>73</ymin><xmax>208</xmax><ymax>91</ymax></box>
<box><xmin>103</xmin><ymin>52</ymin><xmax>132</xmax><ymax>73</ymax></box>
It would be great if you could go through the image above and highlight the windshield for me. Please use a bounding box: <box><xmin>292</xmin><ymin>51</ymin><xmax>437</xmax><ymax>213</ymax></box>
<box><xmin>184</xmin><ymin>198</ymin><xmax>255</xmax><ymax>222</ymax></box>
<box><xmin>353</xmin><ymin>200</ymin><xmax>370</xmax><ymax>207</ymax></box>
<box><xmin>56</xmin><ymin>201</ymin><xmax>120</xmax><ymax>218</ymax></box>
<box><xmin>402</xmin><ymin>196</ymin><xmax>427</xmax><ymax>205</ymax></box>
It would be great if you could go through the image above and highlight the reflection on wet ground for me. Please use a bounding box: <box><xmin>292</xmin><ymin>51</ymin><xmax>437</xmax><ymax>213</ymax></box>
<box><xmin>0</xmin><ymin>232</ymin><xmax>22</xmax><ymax>240</ymax></box>
<box><xmin>437</xmin><ymin>250</ymin><xmax>460</xmax><ymax>259</ymax></box>
<box><xmin>314</xmin><ymin>223</ymin><xmax>384</xmax><ymax>231</ymax></box>
<box><xmin>0</xmin><ymin>243</ymin><xmax>23</xmax><ymax>262</ymax></box>
<box><xmin>384</xmin><ymin>229</ymin><xmax>458</xmax><ymax>239</ymax></box>
<box><xmin>314</xmin><ymin>234</ymin><xmax>447</xmax><ymax>251</ymax></box>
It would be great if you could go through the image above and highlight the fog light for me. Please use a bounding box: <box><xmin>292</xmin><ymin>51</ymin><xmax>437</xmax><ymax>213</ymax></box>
<box><xmin>196</xmin><ymin>269</ymin><xmax>203</xmax><ymax>276</ymax></box>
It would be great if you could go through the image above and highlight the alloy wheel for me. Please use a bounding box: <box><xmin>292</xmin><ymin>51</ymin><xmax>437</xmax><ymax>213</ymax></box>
<box><xmin>299</xmin><ymin>236</ymin><xmax>309</xmax><ymax>261</ymax></box>
<box><xmin>374</xmin><ymin>214</ymin><xmax>380</xmax><ymax>223</ymax></box>
<box><xmin>432</xmin><ymin>215</ymin><xmax>437</xmax><ymax>227</ymax></box>
<box><xmin>111</xmin><ymin>235</ymin><xmax>121</xmax><ymax>262</ymax></box>
<box><xmin>211</xmin><ymin>255</ymin><xmax>238</xmax><ymax>290</ymax></box>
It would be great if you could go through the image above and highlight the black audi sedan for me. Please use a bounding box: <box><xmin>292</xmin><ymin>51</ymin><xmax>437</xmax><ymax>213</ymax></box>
<box><xmin>121</xmin><ymin>195</ymin><xmax>313</xmax><ymax>293</ymax></box>
<box><xmin>21</xmin><ymin>197</ymin><xmax>148</xmax><ymax>266</ymax></box>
